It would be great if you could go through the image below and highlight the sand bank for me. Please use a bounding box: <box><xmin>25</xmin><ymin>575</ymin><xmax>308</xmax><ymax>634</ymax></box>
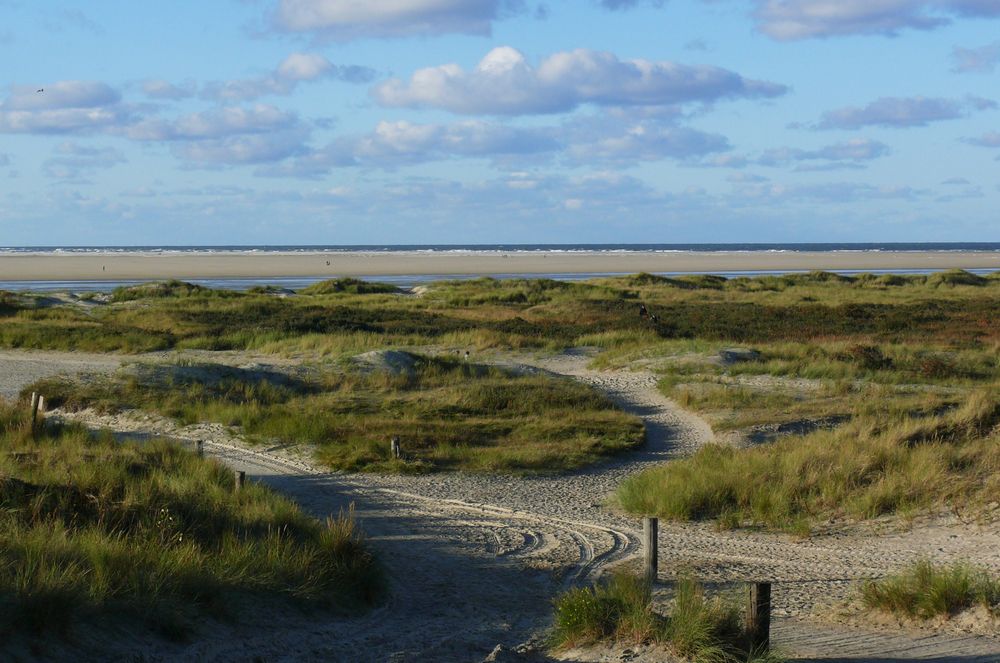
<box><xmin>1</xmin><ymin>250</ymin><xmax>998</xmax><ymax>281</ymax></box>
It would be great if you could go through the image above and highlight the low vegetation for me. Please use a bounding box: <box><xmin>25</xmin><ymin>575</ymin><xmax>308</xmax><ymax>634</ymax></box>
<box><xmin>618</xmin><ymin>390</ymin><xmax>999</xmax><ymax>534</ymax></box>
<box><xmin>28</xmin><ymin>355</ymin><xmax>644</xmax><ymax>474</ymax></box>
<box><xmin>861</xmin><ymin>560</ymin><xmax>1000</xmax><ymax>620</ymax></box>
<box><xmin>4</xmin><ymin>271</ymin><xmax>998</xmax><ymax>525</ymax></box>
<box><xmin>0</xmin><ymin>401</ymin><xmax>383</xmax><ymax>642</ymax></box>
<box><xmin>552</xmin><ymin>573</ymin><xmax>781</xmax><ymax>662</ymax></box>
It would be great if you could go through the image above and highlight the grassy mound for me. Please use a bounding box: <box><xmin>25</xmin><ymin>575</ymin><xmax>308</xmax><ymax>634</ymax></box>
<box><xmin>552</xmin><ymin>573</ymin><xmax>779</xmax><ymax>662</ymax></box>
<box><xmin>30</xmin><ymin>356</ymin><xmax>644</xmax><ymax>474</ymax></box>
<box><xmin>298</xmin><ymin>278</ymin><xmax>399</xmax><ymax>295</ymax></box>
<box><xmin>862</xmin><ymin>560</ymin><xmax>1000</xmax><ymax>619</ymax></box>
<box><xmin>617</xmin><ymin>391</ymin><xmax>999</xmax><ymax>533</ymax></box>
<box><xmin>110</xmin><ymin>280</ymin><xmax>240</xmax><ymax>303</ymax></box>
<box><xmin>0</xmin><ymin>402</ymin><xmax>382</xmax><ymax>641</ymax></box>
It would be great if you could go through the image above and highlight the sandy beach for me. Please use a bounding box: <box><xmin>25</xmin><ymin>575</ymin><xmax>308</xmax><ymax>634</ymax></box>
<box><xmin>1</xmin><ymin>250</ymin><xmax>999</xmax><ymax>281</ymax></box>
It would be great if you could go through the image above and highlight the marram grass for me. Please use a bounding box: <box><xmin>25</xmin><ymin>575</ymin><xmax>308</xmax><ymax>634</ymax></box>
<box><xmin>0</xmin><ymin>403</ymin><xmax>383</xmax><ymax>641</ymax></box>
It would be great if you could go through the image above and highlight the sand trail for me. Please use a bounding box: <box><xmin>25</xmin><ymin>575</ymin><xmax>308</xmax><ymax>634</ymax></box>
<box><xmin>3</xmin><ymin>349</ymin><xmax>998</xmax><ymax>661</ymax></box>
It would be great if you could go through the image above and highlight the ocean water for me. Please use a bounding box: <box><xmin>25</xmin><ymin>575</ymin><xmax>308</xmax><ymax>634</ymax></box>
<box><xmin>1</xmin><ymin>243</ymin><xmax>997</xmax><ymax>292</ymax></box>
<box><xmin>3</xmin><ymin>242</ymin><xmax>1000</xmax><ymax>255</ymax></box>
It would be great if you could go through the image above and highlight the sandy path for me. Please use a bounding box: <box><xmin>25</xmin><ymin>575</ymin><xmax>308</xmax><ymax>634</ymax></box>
<box><xmin>5</xmin><ymin>350</ymin><xmax>999</xmax><ymax>661</ymax></box>
<box><xmin>0</xmin><ymin>349</ymin><xmax>123</xmax><ymax>401</ymax></box>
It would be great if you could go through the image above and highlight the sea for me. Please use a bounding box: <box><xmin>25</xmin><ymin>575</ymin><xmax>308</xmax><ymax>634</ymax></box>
<box><xmin>2</xmin><ymin>243</ymin><xmax>998</xmax><ymax>292</ymax></box>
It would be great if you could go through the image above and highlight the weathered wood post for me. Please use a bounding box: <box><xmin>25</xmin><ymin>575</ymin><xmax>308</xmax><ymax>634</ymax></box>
<box><xmin>234</xmin><ymin>470</ymin><xmax>246</xmax><ymax>492</ymax></box>
<box><xmin>642</xmin><ymin>516</ymin><xmax>658</xmax><ymax>584</ymax></box>
<box><xmin>196</xmin><ymin>440</ymin><xmax>204</xmax><ymax>458</ymax></box>
<box><xmin>37</xmin><ymin>396</ymin><xmax>45</xmax><ymax>414</ymax></box>
<box><xmin>746</xmin><ymin>582</ymin><xmax>771</xmax><ymax>653</ymax></box>
<box><xmin>390</xmin><ymin>436</ymin><xmax>401</xmax><ymax>460</ymax></box>
<box><xmin>30</xmin><ymin>392</ymin><xmax>39</xmax><ymax>428</ymax></box>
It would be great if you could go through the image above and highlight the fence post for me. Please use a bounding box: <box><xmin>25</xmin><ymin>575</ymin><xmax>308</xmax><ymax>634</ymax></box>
<box><xmin>746</xmin><ymin>582</ymin><xmax>771</xmax><ymax>652</ymax></box>
<box><xmin>642</xmin><ymin>516</ymin><xmax>658</xmax><ymax>584</ymax></box>
<box><xmin>196</xmin><ymin>440</ymin><xmax>204</xmax><ymax>458</ymax></box>
<box><xmin>234</xmin><ymin>470</ymin><xmax>246</xmax><ymax>492</ymax></box>
<box><xmin>30</xmin><ymin>392</ymin><xmax>39</xmax><ymax>428</ymax></box>
<box><xmin>390</xmin><ymin>436</ymin><xmax>401</xmax><ymax>459</ymax></box>
<box><xmin>37</xmin><ymin>396</ymin><xmax>45</xmax><ymax>414</ymax></box>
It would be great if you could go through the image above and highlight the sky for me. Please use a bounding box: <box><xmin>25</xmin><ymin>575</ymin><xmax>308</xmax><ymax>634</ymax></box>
<box><xmin>1</xmin><ymin>0</ymin><xmax>999</xmax><ymax>245</ymax></box>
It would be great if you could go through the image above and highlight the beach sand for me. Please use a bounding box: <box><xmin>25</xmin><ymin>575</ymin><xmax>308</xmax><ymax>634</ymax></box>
<box><xmin>1</xmin><ymin>250</ymin><xmax>998</xmax><ymax>281</ymax></box>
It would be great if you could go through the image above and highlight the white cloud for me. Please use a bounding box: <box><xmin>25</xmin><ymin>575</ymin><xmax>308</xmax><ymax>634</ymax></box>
<box><xmin>175</xmin><ymin>133</ymin><xmax>308</xmax><ymax>165</ymax></box>
<box><xmin>124</xmin><ymin>105</ymin><xmax>299</xmax><ymax>141</ymax></box>
<box><xmin>4</xmin><ymin>81</ymin><xmax>119</xmax><ymax>110</ymax></box>
<box><xmin>758</xmin><ymin>138</ymin><xmax>891</xmax><ymax>166</ymax></box>
<box><xmin>142</xmin><ymin>79</ymin><xmax>197</xmax><ymax>100</ymax></box>
<box><xmin>0</xmin><ymin>81</ymin><xmax>131</xmax><ymax>134</ymax></box>
<box><xmin>202</xmin><ymin>53</ymin><xmax>376</xmax><ymax>102</ymax></box>
<box><xmin>964</xmin><ymin>131</ymin><xmax>1000</xmax><ymax>147</ymax></box>
<box><xmin>372</xmin><ymin>46</ymin><xmax>786</xmax><ymax>115</ymax></box>
<box><xmin>270</xmin><ymin>0</ymin><xmax>524</xmax><ymax>39</ymax></box>
<box><xmin>814</xmin><ymin>96</ymin><xmax>973</xmax><ymax>129</ymax></box>
<box><xmin>43</xmin><ymin>141</ymin><xmax>127</xmax><ymax>179</ymax></box>
<box><xmin>953</xmin><ymin>40</ymin><xmax>1000</xmax><ymax>72</ymax></box>
<box><xmin>752</xmin><ymin>0</ymin><xmax>1000</xmax><ymax>40</ymax></box>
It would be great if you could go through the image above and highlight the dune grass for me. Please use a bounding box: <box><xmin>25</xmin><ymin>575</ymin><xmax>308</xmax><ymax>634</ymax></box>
<box><xmin>617</xmin><ymin>390</ymin><xmax>999</xmax><ymax>533</ymax></box>
<box><xmin>1</xmin><ymin>272</ymin><xmax>997</xmax><ymax>356</ymax></box>
<box><xmin>552</xmin><ymin>573</ymin><xmax>781</xmax><ymax>662</ymax></box>
<box><xmin>0</xmin><ymin>401</ymin><xmax>383</xmax><ymax>642</ymax></box>
<box><xmin>29</xmin><ymin>355</ymin><xmax>645</xmax><ymax>474</ymax></box>
<box><xmin>862</xmin><ymin>560</ymin><xmax>1000</xmax><ymax>619</ymax></box>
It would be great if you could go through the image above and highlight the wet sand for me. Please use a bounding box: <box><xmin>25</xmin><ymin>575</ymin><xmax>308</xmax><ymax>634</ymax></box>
<box><xmin>1</xmin><ymin>250</ymin><xmax>998</xmax><ymax>280</ymax></box>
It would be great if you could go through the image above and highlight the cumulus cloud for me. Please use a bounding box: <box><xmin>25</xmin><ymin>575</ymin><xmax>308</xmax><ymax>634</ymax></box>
<box><xmin>264</xmin><ymin>119</ymin><xmax>557</xmax><ymax>175</ymax></box>
<box><xmin>563</xmin><ymin>113</ymin><xmax>730</xmax><ymax>164</ymax></box>
<box><xmin>599</xmin><ymin>0</ymin><xmax>666</xmax><ymax>9</ymax></box>
<box><xmin>175</xmin><ymin>133</ymin><xmax>308</xmax><ymax>165</ymax></box>
<box><xmin>752</xmin><ymin>0</ymin><xmax>1000</xmax><ymax>40</ymax></box>
<box><xmin>202</xmin><ymin>53</ymin><xmax>375</xmax><ymax>102</ymax></box>
<box><xmin>270</xmin><ymin>0</ymin><xmax>526</xmax><ymax>39</ymax></box>
<box><xmin>734</xmin><ymin>180</ymin><xmax>922</xmax><ymax>203</ymax></box>
<box><xmin>0</xmin><ymin>81</ymin><xmax>132</xmax><ymax>134</ymax></box>
<box><xmin>122</xmin><ymin>104</ymin><xmax>310</xmax><ymax>166</ymax></box>
<box><xmin>813</xmin><ymin>96</ymin><xmax>978</xmax><ymax>129</ymax></box>
<box><xmin>43</xmin><ymin>141</ymin><xmax>127</xmax><ymax>180</ymax></box>
<box><xmin>952</xmin><ymin>40</ymin><xmax>1000</xmax><ymax>72</ymax></box>
<box><xmin>757</xmin><ymin>138</ymin><xmax>891</xmax><ymax>169</ymax></box>
<box><xmin>142</xmin><ymin>79</ymin><xmax>198</xmax><ymax>100</ymax></box>
<box><xmin>372</xmin><ymin>46</ymin><xmax>786</xmax><ymax>115</ymax></box>
<box><xmin>123</xmin><ymin>104</ymin><xmax>299</xmax><ymax>141</ymax></box>
<box><xmin>263</xmin><ymin>107</ymin><xmax>733</xmax><ymax>177</ymax></box>
<box><xmin>964</xmin><ymin>131</ymin><xmax>1000</xmax><ymax>147</ymax></box>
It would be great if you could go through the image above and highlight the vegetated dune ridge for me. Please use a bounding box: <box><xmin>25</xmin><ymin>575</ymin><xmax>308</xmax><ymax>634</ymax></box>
<box><xmin>2</xmin><ymin>349</ymin><xmax>998</xmax><ymax>662</ymax></box>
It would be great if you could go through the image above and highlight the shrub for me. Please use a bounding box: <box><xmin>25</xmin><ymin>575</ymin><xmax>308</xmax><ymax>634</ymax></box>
<box><xmin>862</xmin><ymin>560</ymin><xmax>1000</xmax><ymax>619</ymax></box>
<box><xmin>839</xmin><ymin>344</ymin><xmax>893</xmax><ymax>370</ymax></box>
<box><xmin>299</xmin><ymin>278</ymin><xmax>399</xmax><ymax>295</ymax></box>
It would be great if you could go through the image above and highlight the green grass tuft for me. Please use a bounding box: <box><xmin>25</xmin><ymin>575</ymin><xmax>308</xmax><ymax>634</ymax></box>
<box><xmin>551</xmin><ymin>573</ymin><xmax>782</xmax><ymax>662</ymax></box>
<box><xmin>862</xmin><ymin>560</ymin><xmax>1000</xmax><ymax>619</ymax></box>
<box><xmin>0</xmin><ymin>402</ymin><xmax>383</xmax><ymax>641</ymax></box>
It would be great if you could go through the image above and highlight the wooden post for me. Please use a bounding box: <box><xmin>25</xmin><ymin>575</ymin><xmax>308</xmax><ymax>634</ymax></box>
<box><xmin>390</xmin><ymin>436</ymin><xmax>400</xmax><ymax>459</ymax></box>
<box><xmin>746</xmin><ymin>582</ymin><xmax>771</xmax><ymax>653</ymax></box>
<box><xmin>37</xmin><ymin>396</ymin><xmax>45</xmax><ymax>414</ymax></box>
<box><xmin>642</xmin><ymin>516</ymin><xmax>658</xmax><ymax>584</ymax></box>
<box><xmin>234</xmin><ymin>470</ymin><xmax>246</xmax><ymax>492</ymax></box>
<box><xmin>30</xmin><ymin>392</ymin><xmax>39</xmax><ymax>427</ymax></box>
<box><xmin>196</xmin><ymin>440</ymin><xmax>204</xmax><ymax>458</ymax></box>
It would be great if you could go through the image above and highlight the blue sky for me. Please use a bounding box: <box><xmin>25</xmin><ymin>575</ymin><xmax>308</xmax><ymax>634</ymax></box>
<box><xmin>1</xmin><ymin>0</ymin><xmax>999</xmax><ymax>245</ymax></box>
